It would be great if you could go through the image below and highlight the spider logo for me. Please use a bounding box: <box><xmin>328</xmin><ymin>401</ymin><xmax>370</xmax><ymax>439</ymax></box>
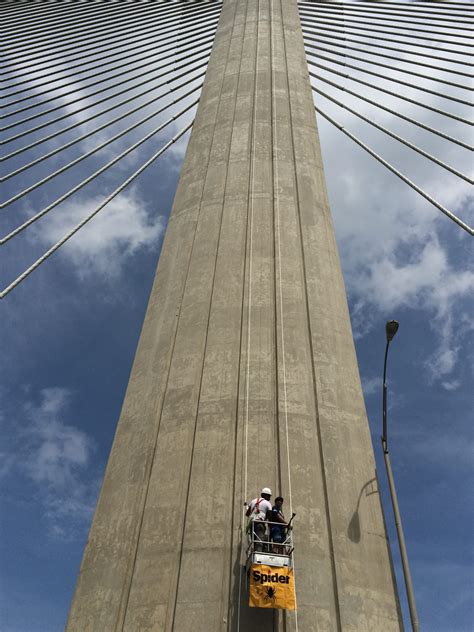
<box><xmin>262</xmin><ymin>585</ymin><xmax>278</xmax><ymax>603</ymax></box>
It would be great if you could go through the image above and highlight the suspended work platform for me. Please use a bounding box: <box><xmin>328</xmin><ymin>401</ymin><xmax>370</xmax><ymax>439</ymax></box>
<box><xmin>246</xmin><ymin>520</ymin><xmax>296</xmax><ymax>611</ymax></box>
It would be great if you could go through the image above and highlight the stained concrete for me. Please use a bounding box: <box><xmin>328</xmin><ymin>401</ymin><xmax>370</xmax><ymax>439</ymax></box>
<box><xmin>66</xmin><ymin>1</ymin><xmax>403</xmax><ymax>630</ymax></box>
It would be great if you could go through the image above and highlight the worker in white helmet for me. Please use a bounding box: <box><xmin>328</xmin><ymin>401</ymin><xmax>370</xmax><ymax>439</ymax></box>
<box><xmin>245</xmin><ymin>487</ymin><xmax>272</xmax><ymax>551</ymax></box>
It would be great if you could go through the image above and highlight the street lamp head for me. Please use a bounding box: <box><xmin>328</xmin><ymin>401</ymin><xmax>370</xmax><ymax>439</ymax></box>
<box><xmin>386</xmin><ymin>320</ymin><xmax>399</xmax><ymax>342</ymax></box>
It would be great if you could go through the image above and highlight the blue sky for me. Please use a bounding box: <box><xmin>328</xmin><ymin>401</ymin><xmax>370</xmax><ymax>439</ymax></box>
<box><xmin>1</xmin><ymin>2</ymin><xmax>473</xmax><ymax>631</ymax></box>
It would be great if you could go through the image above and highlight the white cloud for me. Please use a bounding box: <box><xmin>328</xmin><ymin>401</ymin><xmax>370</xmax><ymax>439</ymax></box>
<box><xmin>316</xmin><ymin>76</ymin><xmax>473</xmax><ymax>384</ymax></box>
<box><xmin>28</xmin><ymin>188</ymin><xmax>165</xmax><ymax>279</ymax></box>
<box><xmin>1</xmin><ymin>387</ymin><xmax>98</xmax><ymax>540</ymax></box>
<box><xmin>361</xmin><ymin>375</ymin><xmax>381</xmax><ymax>397</ymax></box>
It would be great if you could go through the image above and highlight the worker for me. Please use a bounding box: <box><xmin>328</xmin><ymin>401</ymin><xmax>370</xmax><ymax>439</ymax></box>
<box><xmin>270</xmin><ymin>496</ymin><xmax>287</xmax><ymax>553</ymax></box>
<box><xmin>246</xmin><ymin>487</ymin><xmax>272</xmax><ymax>551</ymax></box>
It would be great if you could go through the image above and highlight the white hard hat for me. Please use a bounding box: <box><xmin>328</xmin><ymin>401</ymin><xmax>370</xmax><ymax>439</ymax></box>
<box><xmin>261</xmin><ymin>487</ymin><xmax>272</xmax><ymax>496</ymax></box>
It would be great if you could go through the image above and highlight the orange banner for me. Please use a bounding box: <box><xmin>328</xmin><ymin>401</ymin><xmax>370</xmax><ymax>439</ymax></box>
<box><xmin>249</xmin><ymin>564</ymin><xmax>296</xmax><ymax>610</ymax></box>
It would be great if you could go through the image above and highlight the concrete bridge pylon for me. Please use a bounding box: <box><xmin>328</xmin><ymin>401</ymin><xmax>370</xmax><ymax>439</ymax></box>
<box><xmin>67</xmin><ymin>1</ymin><xmax>403</xmax><ymax>630</ymax></box>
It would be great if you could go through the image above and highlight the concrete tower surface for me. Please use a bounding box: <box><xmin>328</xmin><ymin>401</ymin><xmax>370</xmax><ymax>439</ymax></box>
<box><xmin>67</xmin><ymin>1</ymin><xmax>402</xmax><ymax>630</ymax></box>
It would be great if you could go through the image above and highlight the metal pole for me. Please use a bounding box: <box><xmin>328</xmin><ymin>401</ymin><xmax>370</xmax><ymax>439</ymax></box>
<box><xmin>382</xmin><ymin>328</ymin><xmax>420</xmax><ymax>632</ymax></box>
<box><xmin>382</xmin><ymin>448</ymin><xmax>420</xmax><ymax>632</ymax></box>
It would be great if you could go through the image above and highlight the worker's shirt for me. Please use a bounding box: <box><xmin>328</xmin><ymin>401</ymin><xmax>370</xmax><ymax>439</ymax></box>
<box><xmin>249</xmin><ymin>497</ymin><xmax>272</xmax><ymax>521</ymax></box>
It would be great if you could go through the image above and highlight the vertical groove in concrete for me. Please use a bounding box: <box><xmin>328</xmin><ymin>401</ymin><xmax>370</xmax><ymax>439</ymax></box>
<box><xmin>67</xmin><ymin>1</ymin><xmax>403</xmax><ymax>630</ymax></box>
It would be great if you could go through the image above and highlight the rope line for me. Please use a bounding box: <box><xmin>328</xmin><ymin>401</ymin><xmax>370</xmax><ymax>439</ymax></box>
<box><xmin>271</xmin><ymin>2</ymin><xmax>299</xmax><ymax>628</ymax></box>
<box><xmin>310</xmin><ymin>73</ymin><xmax>472</xmax><ymax>151</ymax></box>
<box><xmin>315</xmin><ymin>107</ymin><xmax>473</xmax><ymax>236</ymax></box>
<box><xmin>301</xmin><ymin>20</ymin><xmax>474</xmax><ymax>58</ymax></box>
<box><xmin>1</xmin><ymin>100</ymin><xmax>198</xmax><ymax>237</ymax></box>
<box><xmin>0</xmin><ymin>121</ymin><xmax>194</xmax><ymax>300</ymax></box>
<box><xmin>301</xmin><ymin>25</ymin><xmax>473</xmax><ymax>67</ymax></box>
<box><xmin>312</xmin><ymin>86</ymin><xmax>473</xmax><ymax>184</ymax></box>
<box><xmin>298</xmin><ymin>0</ymin><xmax>473</xmax><ymax>23</ymax></box>
<box><xmin>3</xmin><ymin>29</ymin><xmax>215</xmax><ymax>93</ymax></box>
<box><xmin>3</xmin><ymin>75</ymin><xmax>205</xmax><ymax>181</ymax></box>
<box><xmin>307</xmin><ymin>64</ymin><xmax>473</xmax><ymax>126</ymax></box>
<box><xmin>304</xmin><ymin>42</ymin><xmax>471</xmax><ymax>90</ymax></box>
<box><xmin>2</xmin><ymin>1</ymin><xmax>186</xmax><ymax>46</ymax></box>
<box><xmin>1</xmin><ymin>15</ymin><xmax>218</xmax><ymax>76</ymax></box>
<box><xmin>3</xmin><ymin>34</ymin><xmax>213</xmax><ymax>103</ymax></box>
<box><xmin>302</xmin><ymin>32</ymin><xmax>473</xmax><ymax>78</ymax></box>
<box><xmin>2</xmin><ymin>52</ymin><xmax>211</xmax><ymax>141</ymax></box>
<box><xmin>300</xmin><ymin>12</ymin><xmax>473</xmax><ymax>44</ymax></box>
<box><xmin>237</xmin><ymin>0</ymin><xmax>260</xmax><ymax>628</ymax></box>
<box><xmin>303</xmin><ymin>0</ymin><xmax>473</xmax><ymax>13</ymax></box>
<box><xmin>2</xmin><ymin>87</ymin><xmax>202</xmax><ymax>209</ymax></box>
<box><xmin>1</xmin><ymin>6</ymin><xmax>219</xmax><ymax>66</ymax></box>
<box><xmin>2</xmin><ymin>39</ymin><xmax>212</xmax><ymax>110</ymax></box>
<box><xmin>2</xmin><ymin>0</ymin><xmax>208</xmax><ymax>41</ymax></box>
<box><xmin>1</xmin><ymin>3</ymin><xmax>221</xmax><ymax>58</ymax></box>
<box><xmin>299</xmin><ymin>4</ymin><xmax>474</xmax><ymax>28</ymax></box>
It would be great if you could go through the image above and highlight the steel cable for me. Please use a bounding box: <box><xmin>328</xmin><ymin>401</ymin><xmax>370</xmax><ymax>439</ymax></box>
<box><xmin>0</xmin><ymin>121</ymin><xmax>195</xmax><ymax>299</ymax></box>
<box><xmin>2</xmin><ymin>2</ymin><xmax>178</xmax><ymax>42</ymax></box>
<box><xmin>1</xmin><ymin>4</ymin><xmax>220</xmax><ymax>65</ymax></box>
<box><xmin>304</xmin><ymin>42</ymin><xmax>471</xmax><ymax>90</ymax></box>
<box><xmin>310</xmin><ymin>72</ymin><xmax>472</xmax><ymax>151</ymax></box>
<box><xmin>1</xmin><ymin>2</ymin><xmax>221</xmax><ymax>56</ymax></box>
<box><xmin>4</xmin><ymin>23</ymin><xmax>216</xmax><ymax>90</ymax></box>
<box><xmin>315</xmin><ymin>106</ymin><xmax>473</xmax><ymax>235</ymax></box>
<box><xmin>1</xmin><ymin>47</ymin><xmax>212</xmax><ymax>137</ymax></box>
<box><xmin>301</xmin><ymin>25</ymin><xmax>473</xmax><ymax>67</ymax></box>
<box><xmin>3</xmin><ymin>77</ymin><xmax>204</xmax><ymax>184</ymax></box>
<box><xmin>312</xmin><ymin>86</ymin><xmax>472</xmax><ymax>184</ymax></box>
<box><xmin>2</xmin><ymin>0</ymin><xmax>210</xmax><ymax>39</ymax></box>
<box><xmin>305</xmin><ymin>0</ymin><xmax>473</xmax><ymax>11</ymax></box>
<box><xmin>1</xmin><ymin>1</ymin><xmax>102</xmax><ymax>24</ymax></box>
<box><xmin>2</xmin><ymin>58</ymin><xmax>208</xmax><ymax>155</ymax></box>
<box><xmin>305</xmin><ymin>50</ymin><xmax>473</xmax><ymax>107</ymax></box>
<box><xmin>300</xmin><ymin>18</ymin><xmax>473</xmax><ymax>55</ymax></box>
<box><xmin>1</xmin><ymin>17</ymin><xmax>218</xmax><ymax>79</ymax></box>
<box><xmin>3</xmin><ymin>32</ymin><xmax>214</xmax><ymax>99</ymax></box>
<box><xmin>310</xmin><ymin>1</ymin><xmax>474</xmax><ymax>12</ymax></box>
<box><xmin>299</xmin><ymin>10</ymin><xmax>473</xmax><ymax>42</ymax></box>
<box><xmin>302</xmin><ymin>33</ymin><xmax>473</xmax><ymax>79</ymax></box>
<box><xmin>1</xmin><ymin>97</ymin><xmax>199</xmax><ymax>218</ymax></box>
<box><xmin>298</xmin><ymin>0</ymin><xmax>472</xmax><ymax>18</ymax></box>
<box><xmin>307</xmin><ymin>64</ymin><xmax>472</xmax><ymax>126</ymax></box>
<box><xmin>298</xmin><ymin>2</ymin><xmax>473</xmax><ymax>26</ymax></box>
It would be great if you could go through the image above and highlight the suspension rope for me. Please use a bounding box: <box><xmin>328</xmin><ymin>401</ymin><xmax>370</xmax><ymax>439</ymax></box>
<box><xmin>2</xmin><ymin>50</ymin><xmax>211</xmax><ymax>141</ymax></box>
<box><xmin>1</xmin><ymin>101</ymin><xmax>198</xmax><ymax>244</ymax></box>
<box><xmin>3</xmin><ymin>31</ymin><xmax>214</xmax><ymax>99</ymax></box>
<box><xmin>2</xmin><ymin>88</ymin><xmax>201</xmax><ymax>208</ymax></box>
<box><xmin>301</xmin><ymin>19</ymin><xmax>473</xmax><ymax>57</ymax></box>
<box><xmin>2</xmin><ymin>1</ymin><xmax>183</xmax><ymax>45</ymax></box>
<box><xmin>4</xmin><ymin>22</ymin><xmax>216</xmax><ymax>89</ymax></box>
<box><xmin>3</xmin><ymin>75</ymin><xmax>205</xmax><ymax>181</ymax></box>
<box><xmin>301</xmin><ymin>25</ymin><xmax>473</xmax><ymax>67</ymax></box>
<box><xmin>305</xmin><ymin>0</ymin><xmax>474</xmax><ymax>13</ymax></box>
<box><xmin>0</xmin><ymin>122</ymin><xmax>194</xmax><ymax>300</ymax></box>
<box><xmin>312</xmin><ymin>86</ymin><xmax>472</xmax><ymax>184</ymax></box>
<box><xmin>1</xmin><ymin>3</ymin><xmax>221</xmax><ymax>57</ymax></box>
<box><xmin>2</xmin><ymin>0</ymin><xmax>208</xmax><ymax>41</ymax></box>
<box><xmin>3</xmin><ymin>59</ymin><xmax>206</xmax><ymax>162</ymax></box>
<box><xmin>299</xmin><ymin>11</ymin><xmax>473</xmax><ymax>43</ymax></box>
<box><xmin>310</xmin><ymin>73</ymin><xmax>472</xmax><ymax>151</ymax></box>
<box><xmin>304</xmin><ymin>42</ymin><xmax>470</xmax><ymax>91</ymax></box>
<box><xmin>315</xmin><ymin>107</ymin><xmax>473</xmax><ymax>236</ymax></box>
<box><xmin>307</xmin><ymin>64</ymin><xmax>473</xmax><ymax>126</ymax></box>
<box><xmin>0</xmin><ymin>18</ymin><xmax>218</xmax><ymax>79</ymax></box>
<box><xmin>298</xmin><ymin>3</ymin><xmax>473</xmax><ymax>27</ymax></box>
<box><xmin>302</xmin><ymin>33</ymin><xmax>473</xmax><ymax>78</ymax></box>
<box><xmin>1</xmin><ymin>5</ymin><xmax>219</xmax><ymax>65</ymax></box>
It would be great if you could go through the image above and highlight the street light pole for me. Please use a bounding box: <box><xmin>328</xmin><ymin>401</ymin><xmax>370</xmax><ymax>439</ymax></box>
<box><xmin>382</xmin><ymin>320</ymin><xmax>420</xmax><ymax>632</ymax></box>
